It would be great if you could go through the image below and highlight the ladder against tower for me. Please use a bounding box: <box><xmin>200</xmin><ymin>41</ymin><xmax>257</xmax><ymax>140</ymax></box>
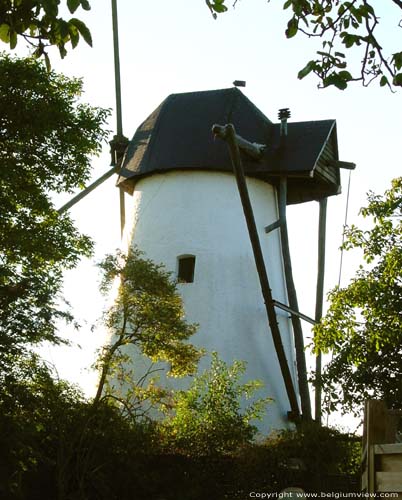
<box><xmin>115</xmin><ymin>88</ymin><xmax>349</xmax><ymax>433</ymax></box>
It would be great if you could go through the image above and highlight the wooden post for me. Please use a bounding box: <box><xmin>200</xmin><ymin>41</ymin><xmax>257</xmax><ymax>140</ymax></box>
<box><xmin>111</xmin><ymin>0</ymin><xmax>126</xmax><ymax>237</ymax></box>
<box><xmin>213</xmin><ymin>123</ymin><xmax>300</xmax><ymax>420</ymax></box>
<box><xmin>314</xmin><ymin>197</ymin><xmax>327</xmax><ymax>425</ymax></box>
<box><xmin>278</xmin><ymin>177</ymin><xmax>312</xmax><ymax>421</ymax></box>
<box><xmin>111</xmin><ymin>0</ymin><xmax>123</xmax><ymax>139</ymax></box>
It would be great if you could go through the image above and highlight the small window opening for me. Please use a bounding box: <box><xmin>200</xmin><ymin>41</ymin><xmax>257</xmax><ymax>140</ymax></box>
<box><xmin>177</xmin><ymin>255</ymin><xmax>196</xmax><ymax>283</ymax></box>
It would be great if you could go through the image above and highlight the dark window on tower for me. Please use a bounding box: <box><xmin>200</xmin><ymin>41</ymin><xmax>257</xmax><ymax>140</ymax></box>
<box><xmin>177</xmin><ymin>255</ymin><xmax>196</xmax><ymax>283</ymax></box>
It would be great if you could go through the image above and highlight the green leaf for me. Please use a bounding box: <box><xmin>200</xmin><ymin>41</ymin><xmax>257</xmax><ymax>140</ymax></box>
<box><xmin>29</xmin><ymin>23</ymin><xmax>38</xmax><ymax>37</ymax></box>
<box><xmin>67</xmin><ymin>0</ymin><xmax>81</xmax><ymax>14</ymax></box>
<box><xmin>57</xmin><ymin>20</ymin><xmax>70</xmax><ymax>41</ymax></box>
<box><xmin>69</xmin><ymin>18</ymin><xmax>92</xmax><ymax>46</ymax></box>
<box><xmin>41</xmin><ymin>0</ymin><xmax>59</xmax><ymax>17</ymax></box>
<box><xmin>393</xmin><ymin>73</ymin><xmax>402</xmax><ymax>87</ymax></box>
<box><xmin>392</xmin><ymin>52</ymin><xmax>402</xmax><ymax>71</ymax></box>
<box><xmin>341</xmin><ymin>33</ymin><xmax>361</xmax><ymax>48</ymax></box>
<box><xmin>286</xmin><ymin>17</ymin><xmax>298</xmax><ymax>38</ymax></box>
<box><xmin>68</xmin><ymin>24</ymin><xmax>79</xmax><ymax>48</ymax></box>
<box><xmin>338</xmin><ymin>70</ymin><xmax>352</xmax><ymax>80</ymax></box>
<box><xmin>58</xmin><ymin>43</ymin><xmax>67</xmax><ymax>59</ymax></box>
<box><xmin>44</xmin><ymin>53</ymin><xmax>51</xmax><ymax>72</ymax></box>
<box><xmin>212</xmin><ymin>3</ymin><xmax>228</xmax><ymax>13</ymax></box>
<box><xmin>80</xmin><ymin>0</ymin><xmax>91</xmax><ymax>10</ymax></box>
<box><xmin>298</xmin><ymin>60</ymin><xmax>315</xmax><ymax>79</ymax></box>
<box><xmin>10</xmin><ymin>30</ymin><xmax>17</xmax><ymax>50</ymax></box>
<box><xmin>0</xmin><ymin>23</ymin><xmax>10</xmax><ymax>43</ymax></box>
<box><xmin>380</xmin><ymin>75</ymin><xmax>388</xmax><ymax>87</ymax></box>
<box><xmin>323</xmin><ymin>74</ymin><xmax>348</xmax><ymax>90</ymax></box>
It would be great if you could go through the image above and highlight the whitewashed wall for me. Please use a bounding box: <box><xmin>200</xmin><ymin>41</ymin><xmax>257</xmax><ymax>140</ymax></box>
<box><xmin>122</xmin><ymin>170</ymin><xmax>299</xmax><ymax>434</ymax></box>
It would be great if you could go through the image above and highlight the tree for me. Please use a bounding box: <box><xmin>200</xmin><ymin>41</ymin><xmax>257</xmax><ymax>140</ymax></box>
<box><xmin>0</xmin><ymin>54</ymin><xmax>109</xmax><ymax>367</ymax></box>
<box><xmin>207</xmin><ymin>0</ymin><xmax>402</xmax><ymax>90</ymax></box>
<box><xmin>93</xmin><ymin>248</ymin><xmax>202</xmax><ymax>413</ymax></box>
<box><xmin>0</xmin><ymin>352</ymin><xmax>85</xmax><ymax>498</ymax></box>
<box><xmin>160</xmin><ymin>352</ymin><xmax>271</xmax><ymax>456</ymax></box>
<box><xmin>314</xmin><ymin>177</ymin><xmax>402</xmax><ymax>416</ymax></box>
<box><xmin>0</xmin><ymin>0</ymin><xmax>92</xmax><ymax>68</ymax></box>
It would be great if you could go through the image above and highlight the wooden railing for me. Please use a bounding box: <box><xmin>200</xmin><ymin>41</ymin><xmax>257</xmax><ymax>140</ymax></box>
<box><xmin>361</xmin><ymin>400</ymin><xmax>402</xmax><ymax>496</ymax></box>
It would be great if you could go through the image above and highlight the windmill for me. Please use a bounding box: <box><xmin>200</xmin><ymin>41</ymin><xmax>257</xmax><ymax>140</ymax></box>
<box><xmin>114</xmin><ymin>87</ymin><xmax>356</xmax><ymax>431</ymax></box>
<box><xmin>58</xmin><ymin>2</ymin><xmax>356</xmax><ymax>431</ymax></box>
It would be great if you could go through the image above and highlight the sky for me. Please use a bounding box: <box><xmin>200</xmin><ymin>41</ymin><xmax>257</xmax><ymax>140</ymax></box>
<box><xmin>21</xmin><ymin>0</ymin><xmax>401</xmax><ymax>428</ymax></box>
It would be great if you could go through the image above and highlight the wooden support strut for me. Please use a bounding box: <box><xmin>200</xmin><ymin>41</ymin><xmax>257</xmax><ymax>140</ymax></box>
<box><xmin>273</xmin><ymin>300</ymin><xmax>317</xmax><ymax>326</ymax></box>
<box><xmin>212</xmin><ymin>123</ymin><xmax>300</xmax><ymax>421</ymax></box>
<box><xmin>278</xmin><ymin>176</ymin><xmax>312</xmax><ymax>421</ymax></box>
<box><xmin>314</xmin><ymin>198</ymin><xmax>327</xmax><ymax>425</ymax></box>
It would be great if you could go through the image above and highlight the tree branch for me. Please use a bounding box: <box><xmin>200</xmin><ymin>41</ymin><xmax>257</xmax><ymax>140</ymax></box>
<box><xmin>391</xmin><ymin>0</ymin><xmax>402</xmax><ymax>9</ymax></box>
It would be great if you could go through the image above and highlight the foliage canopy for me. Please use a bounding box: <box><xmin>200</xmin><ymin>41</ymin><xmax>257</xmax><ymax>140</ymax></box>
<box><xmin>0</xmin><ymin>54</ymin><xmax>109</xmax><ymax>366</ymax></box>
<box><xmin>0</xmin><ymin>356</ymin><xmax>360</xmax><ymax>499</ymax></box>
<box><xmin>207</xmin><ymin>0</ymin><xmax>402</xmax><ymax>90</ymax></box>
<box><xmin>160</xmin><ymin>352</ymin><xmax>271</xmax><ymax>455</ymax></box>
<box><xmin>0</xmin><ymin>0</ymin><xmax>92</xmax><ymax>68</ymax></box>
<box><xmin>314</xmin><ymin>177</ymin><xmax>402</xmax><ymax>415</ymax></box>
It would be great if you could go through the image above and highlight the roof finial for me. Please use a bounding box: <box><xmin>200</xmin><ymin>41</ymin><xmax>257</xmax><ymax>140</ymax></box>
<box><xmin>233</xmin><ymin>80</ymin><xmax>246</xmax><ymax>88</ymax></box>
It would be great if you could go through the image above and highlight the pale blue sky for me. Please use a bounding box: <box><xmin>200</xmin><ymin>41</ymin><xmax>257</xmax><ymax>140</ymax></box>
<box><xmin>25</xmin><ymin>0</ymin><xmax>401</xmax><ymax>426</ymax></box>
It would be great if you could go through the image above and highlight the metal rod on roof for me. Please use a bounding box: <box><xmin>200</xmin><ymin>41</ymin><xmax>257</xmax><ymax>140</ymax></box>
<box><xmin>314</xmin><ymin>197</ymin><xmax>328</xmax><ymax>425</ymax></box>
<box><xmin>212</xmin><ymin>122</ymin><xmax>301</xmax><ymax>422</ymax></box>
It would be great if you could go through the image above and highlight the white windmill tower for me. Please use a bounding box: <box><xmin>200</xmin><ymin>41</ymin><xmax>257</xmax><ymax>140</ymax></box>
<box><xmin>59</xmin><ymin>3</ymin><xmax>355</xmax><ymax>433</ymax></box>
<box><xmin>113</xmin><ymin>86</ymin><xmax>355</xmax><ymax>433</ymax></box>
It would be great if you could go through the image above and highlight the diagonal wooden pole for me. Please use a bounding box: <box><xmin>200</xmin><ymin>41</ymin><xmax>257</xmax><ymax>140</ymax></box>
<box><xmin>58</xmin><ymin>166</ymin><xmax>118</xmax><ymax>214</ymax></box>
<box><xmin>278</xmin><ymin>177</ymin><xmax>312</xmax><ymax>420</ymax></box>
<box><xmin>213</xmin><ymin>123</ymin><xmax>300</xmax><ymax>421</ymax></box>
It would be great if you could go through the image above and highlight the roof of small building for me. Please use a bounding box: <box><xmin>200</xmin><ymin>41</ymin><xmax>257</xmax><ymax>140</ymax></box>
<box><xmin>117</xmin><ymin>88</ymin><xmax>341</xmax><ymax>204</ymax></box>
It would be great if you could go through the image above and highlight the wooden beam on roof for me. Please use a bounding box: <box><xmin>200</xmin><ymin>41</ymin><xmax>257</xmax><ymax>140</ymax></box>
<box><xmin>212</xmin><ymin>123</ymin><xmax>266</xmax><ymax>160</ymax></box>
<box><xmin>326</xmin><ymin>160</ymin><xmax>356</xmax><ymax>170</ymax></box>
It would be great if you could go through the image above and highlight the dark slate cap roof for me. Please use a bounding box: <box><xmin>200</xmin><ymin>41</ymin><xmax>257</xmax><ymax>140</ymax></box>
<box><xmin>117</xmin><ymin>88</ymin><xmax>341</xmax><ymax>204</ymax></box>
